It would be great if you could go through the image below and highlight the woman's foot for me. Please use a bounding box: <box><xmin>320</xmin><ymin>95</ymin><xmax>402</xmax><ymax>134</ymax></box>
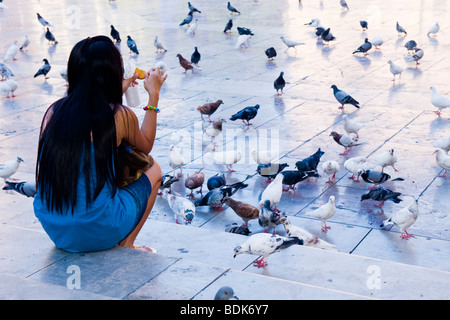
<box><xmin>133</xmin><ymin>245</ymin><xmax>157</xmax><ymax>253</ymax></box>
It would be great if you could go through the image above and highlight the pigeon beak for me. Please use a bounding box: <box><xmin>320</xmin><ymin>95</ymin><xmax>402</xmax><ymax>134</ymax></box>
<box><xmin>233</xmin><ymin>253</ymin><xmax>237</xmax><ymax>258</ymax></box>
<box><xmin>233</xmin><ymin>295</ymin><xmax>240</xmax><ymax>300</ymax></box>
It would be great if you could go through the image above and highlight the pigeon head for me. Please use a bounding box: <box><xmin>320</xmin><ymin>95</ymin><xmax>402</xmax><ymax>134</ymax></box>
<box><xmin>328</xmin><ymin>195</ymin><xmax>335</xmax><ymax>204</ymax></box>
<box><xmin>127</xmin><ymin>36</ymin><xmax>132</xmax><ymax>40</ymax></box>
<box><xmin>360</xmin><ymin>193</ymin><xmax>371</xmax><ymax>201</ymax></box>
<box><xmin>214</xmin><ymin>286</ymin><xmax>239</xmax><ymax>300</ymax></box>
<box><xmin>233</xmin><ymin>246</ymin><xmax>242</xmax><ymax>258</ymax></box>
<box><xmin>184</xmin><ymin>210</ymin><xmax>194</xmax><ymax>224</ymax></box>
<box><xmin>17</xmin><ymin>157</ymin><xmax>24</xmax><ymax>163</ymax></box>
<box><xmin>329</xmin><ymin>131</ymin><xmax>339</xmax><ymax>138</ymax></box>
<box><xmin>330</xmin><ymin>85</ymin><xmax>339</xmax><ymax>93</ymax></box>
<box><xmin>254</xmin><ymin>104</ymin><xmax>260</xmax><ymax>109</ymax></box>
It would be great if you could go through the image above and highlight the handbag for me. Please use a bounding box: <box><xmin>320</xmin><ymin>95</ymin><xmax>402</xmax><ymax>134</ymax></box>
<box><xmin>117</xmin><ymin>143</ymin><xmax>154</xmax><ymax>187</ymax></box>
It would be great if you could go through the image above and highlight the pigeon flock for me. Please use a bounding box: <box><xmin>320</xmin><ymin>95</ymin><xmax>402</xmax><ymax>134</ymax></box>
<box><xmin>1</xmin><ymin>0</ymin><xmax>450</xmax><ymax>278</ymax></box>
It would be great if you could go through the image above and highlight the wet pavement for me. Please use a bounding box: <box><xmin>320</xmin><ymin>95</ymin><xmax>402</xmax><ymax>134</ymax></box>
<box><xmin>1</xmin><ymin>0</ymin><xmax>449</xmax><ymax>300</ymax></box>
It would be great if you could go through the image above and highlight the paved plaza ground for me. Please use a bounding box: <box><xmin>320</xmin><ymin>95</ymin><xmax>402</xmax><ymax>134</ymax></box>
<box><xmin>0</xmin><ymin>0</ymin><xmax>449</xmax><ymax>301</ymax></box>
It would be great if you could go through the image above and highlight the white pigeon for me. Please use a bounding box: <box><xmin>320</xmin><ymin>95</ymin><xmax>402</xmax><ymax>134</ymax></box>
<box><xmin>282</xmin><ymin>218</ymin><xmax>338</xmax><ymax>251</ymax></box>
<box><xmin>304</xmin><ymin>18</ymin><xmax>321</xmax><ymax>28</ymax></box>
<box><xmin>19</xmin><ymin>35</ymin><xmax>30</xmax><ymax>51</ymax></box>
<box><xmin>321</xmin><ymin>160</ymin><xmax>340</xmax><ymax>183</ymax></box>
<box><xmin>204</xmin><ymin>149</ymin><xmax>242</xmax><ymax>172</ymax></box>
<box><xmin>380</xmin><ymin>199</ymin><xmax>419</xmax><ymax>239</ymax></box>
<box><xmin>3</xmin><ymin>41</ymin><xmax>19</xmax><ymax>62</ymax></box>
<box><xmin>0</xmin><ymin>81</ymin><xmax>11</xmax><ymax>98</ymax></box>
<box><xmin>233</xmin><ymin>233</ymin><xmax>303</xmax><ymax>268</ymax></box>
<box><xmin>0</xmin><ymin>2</ymin><xmax>7</xmax><ymax>9</ymax></box>
<box><xmin>154</xmin><ymin>36</ymin><xmax>167</xmax><ymax>53</ymax></box>
<box><xmin>154</xmin><ymin>61</ymin><xmax>168</xmax><ymax>74</ymax></box>
<box><xmin>162</xmin><ymin>189</ymin><xmax>195</xmax><ymax>225</ymax></box>
<box><xmin>203</xmin><ymin>119</ymin><xmax>225</xmax><ymax>146</ymax></box>
<box><xmin>370</xmin><ymin>36</ymin><xmax>384</xmax><ymax>49</ymax></box>
<box><xmin>376</xmin><ymin>148</ymin><xmax>398</xmax><ymax>172</ymax></box>
<box><xmin>186</xmin><ymin>19</ymin><xmax>198</xmax><ymax>35</ymax></box>
<box><xmin>342</xmin><ymin>115</ymin><xmax>364</xmax><ymax>140</ymax></box>
<box><xmin>433</xmin><ymin>149</ymin><xmax>450</xmax><ymax>177</ymax></box>
<box><xmin>433</xmin><ymin>136</ymin><xmax>450</xmax><ymax>154</ymax></box>
<box><xmin>280</xmin><ymin>36</ymin><xmax>305</xmax><ymax>51</ymax></box>
<box><xmin>0</xmin><ymin>156</ymin><xmax>24</xmax><ymax>182</ymax></box>
<box><xmin>235</xmin><ymin>34</ymin><xmax>251</xmax><ymax>49</ymax></box>
<box><xmin>251</xmin><ymin>149</ymin><xmax>279</xmax><ymax>164</ymax></box>
<box><xmin>169</xmin><ymin>145</ymin><xmax>185</xmax><ymax>177</ymax></box>
<box><xmin>258</xmin><ymin>173</ymin><xmax>283</xmax><ymax>211</ymax></box>
<box><xmin>3</xmin><ymin>79</ymin><xmax>17</xmax><ymax>98</ymax></box>
<box><xmin>305</xmin><ymin>195</ymin><xmax>336</xmax><ymax>232</ymax></box>
<box><xmin>388</xmin><ymin>60</ymin><xmax>404</xmax><ymax>81</ymax></box>
<box><xmin>427</xmin><ymin>22</ymin><xmax>440</xmax><ymax>37</ymax></box>
<box><xmin>403</xmin><ymin>48</ymin><xmax>424</xmax><ymax>65</ymax></box>
<box><xmin>430</xmin><ymin>86</ymin><xmax>450</xmax><ymax>116</ymax></box>
<box><xmin>0</xmin><ymin>63</ymin><xmax>14</xmax><ymax>80</ymax></box>
<box><xmin>344</xmin><ymin>156</ymin><xmax>378</xmax><ymax>182</ymax></box>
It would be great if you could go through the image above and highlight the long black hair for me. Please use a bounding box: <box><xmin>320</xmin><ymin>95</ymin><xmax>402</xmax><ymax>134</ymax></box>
<box><xmin>36</xmin><ymin>36</ymin><xmax>126</xmax><ymax>214</ymax></box>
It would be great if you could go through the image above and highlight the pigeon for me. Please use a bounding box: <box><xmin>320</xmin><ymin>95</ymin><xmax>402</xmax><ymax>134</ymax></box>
<box><xmin>257</xmin><ymin>163</ymin><xmax>289</xmax><ymax>183</ymax></box>
<box><xmin>274</xmin><ymin>71</ymin><xmax>286</xmax><ymax>95</ymax></box>
<box><xmin>321</xmin><ymin>160</ymin><xmax>340</xmax><ymax>184</ymax></box>
<box><xmin>197</xmin><ymin>99</ymin><xmax>223</xmax><ymax>122</ymax></box>
<box><xmin>280</xmin><ymin>36</ymin><xmax>305</xmax><ymax>51</ymax></box>
<box><xmin>179</xmin><ymin>10</ymin><xmax>194</xmax><ymax>26</ymax></box>
<box><xmin>315</xmin><ymin>27</ymin><xmax>326</xmax><ymax>38</ymax></box>
<box><xmin>186</xmin><ymin>19</ymin><xmax>198</xmax><ymax>35</ymax></box>
<box><xmin>427</xmin><ymin>22</ymin><xmax>440</xmax><ymax>36</ymax></box>
<box><xmin>360</xmin><ymin>21</ymin><xmax>368</xmax><ymax>31</ymax></box>
<box><xmin>233</xmin><ymin>233</ymin><xmax>303</xmax><ymax>268</ymax></box>
<box><xmin>330</xmin><ymin>131</ymin><xmax>365</xmax><ymax>156</ymax></box>
<box><xmin>295</xmin><ymin>148</ymin><xmax>325</xmax><ymax>173</ymax></box>
<box><xmin>223</xmin><ymin>19</ymin><xmax>233</xmax><ymax>33</ymax></box>
<box><xmin>404</xmin><ymin>40</ymin><xmax>417</xmax><ymax>52</ymax></box>
<box><xmin>158</xmin><ymin>174</ymin><xmax>179</xmax><ymax>195</ymax></box>
<box><xmin>433</xmin><ymin>149</ymin><xmax>450</xmax><ymax>177</ymax></box>
<box><xmin>169</xmin><ymin>145</ymin><xmax>185</xmax><ymax>177</ymax></box>
<box><xmin>380</xmin><ymin>199</ymin><xmax>419</xmax><ymax>239</ymax></box>
<box><xmin>154</xmin><ymin>61</ymin><xmax>168</xmax><ymax>75</ymax></box>
<box><xmin>258</xmin><ymin>173</ymin><xmax>283</xmax><ymax>211</ymax></box>
<box><xmin>282</xmin><ymin>219</ymin><xmax>338</xmax><ymax>251</ymax></box>
<box><xmin>187</xmin><ymin>2</ymin><xmax>201</xmax><ymax>14</ymax></box>
<box><xmin>321</xmin><ymin>28</ymin><xmax>336</xmax><ymax>44</ymax></box>
<box><xmin>154</xmin><ymin>36</ymin><xmax>167</xmax><ymax>53</ymax></box>
<box><xmin>207</xmin><ymin>173</ymin><xmax>226</xmax><ymax>191</ymax></box>
<box><xmin>353</xmin><ymin>38</ymin><xmax>372</xmax><ymax>55</ymax></box>
<box><xmin>265</xmin><ymin>47</ymin><xmax>277</xmax><ymax>60</ymax></box>
<box><xmin>342</xmin><ymin>115</ymin><xmax>364</xmax><ymax>140</ymax></box>
<box><xmin>340</xmin><ymin>0</ymin><xmax>349</xmax><ymax>10</ymax></box>
<box><xmin>258</xmin><ymin>200</ymin><xmax>287</xmax><ymax>234</ymax></box>
<box><xmin>176</xmin><ymin>53</ymin><xmax>201</xmax><ymax>74</ymax></box>
<box><xmin>388</xmin><ymin>60</ymin><xmax>404</xmax><ymax>81</ymax></box>
<box><xmin>0</xmin><ymin>157</ymin><xmax>24</xmax><ymax>182</ymax></box>
<box><xmin>376</xmin><ymin>149</ymin><xmax>398</xmax><ymax>172</ymax></box>
<box><xmin>305</xmin><ymin>195</ymin><xmax>336</xmax><ymax>232</ymax></box>
<box><xmin>204</xmin><ymin>149</ymin><xmax>242</xmax><ymax>173</ymax></box>
<box><xmin>433</xmin><ymin>136</ymin><xmax>450</xmax><ymax>154</ymax></box>
<box><xmin>195</xmin><ymin>179</ymin><xmax>248</xmax><ymax>209</ymax></box>
<box><xmin>225</xmin><ymin>223</ymin><xmax>251</xmax><ymax>236</ymax></box>
<box><xmin>2</xmin><ymin>181</ymin><xmax>36</xmax><ymax>198</ymax></box>
<box><xmin>251</xmin><ymin>148</ymin><xmax>278</xmax><ymax>165</ymax></box>
<box><xmin>214</xmin><ymin>287</ymin><xmax>238</xmax><ymax>300</ymax></box>
<box><xmin>224</xmin><ymin>198</ymin><xmax>259</xmax><ymax>227</ymax></box>
<box><xmin>0</xmin><ymin>63</ymin><xmax>14</xmax><ymax>80</ymax></box>
<box><xmin>37</xmin><ymin>13</ymin><xmax>53</xmax><ymax>28</ymax></box>
<box><xmin>184</xmin><ymin>168</ymin><xmax>205</xmax><ymax>197</ymax></box>
<box><xmin>19</xmin><ymin>35</ymin><xmax>30</xmax><ymax>51</ymax></box>
<box><xmin>331</xmin><ymin>85</ymin><xmax>360</xmax><ymax>110</ymax></box>
<box><xmin>230</xmin><ymin>104</ymin><xmax>259</xmax><ymax>126</ymax></box>
<box><xmin>280</xmin><ymin>170</ymin><xmax>317</xmax><ymax>191</ymax></box>
<box><xmin>204</xmin><ymin>119</ymin><xmax>225</xmax><ymax>146</ymax></box>
<box><xmin>430</xmin><ymin>86</ymin><xmax>450</xmax><ymax>116</ymax></box>
<box><xmin>344</xmin><ymin>156</ymin><xmax>377</xmax><ymax>182</ymax></box>
<box><xmin>360</xmin><ymin>186</ymin><xmax>402</xmax><ymax>208</ymax></box>
<box><xmin>237</xmin><ymin>27</ymin><xmax>254</xmax><ymax>36</ymax></box>
<box><xmin>227</xmin><ymin>2</ymin><xmax>240</xmax><ymax>14</ymax></box>
<box><xmin>403</xmin><ymin>48</ymin><xmax>424</xmax><ymax>65</ymax></box>
<box><xmin>370</xmin><ymin>36</ymin><xmax>384</xmax><ymax>49</ymax></box>
<box><xmin>359</xmin><ymin>169</ymin><xmax>404</xmax><ymax>189</ymax></box>
<box><xmin>162</xmin><ymin>189</ymin><xmax>195</xmax><ymax>224</ymax></box>
<box><xmin>190</xmin><ymin>47</ymin><xmax>200</xmax><ymax>65</ymax></box>
<box><xmin>0</xmin><ymin>1</ymin><xmax>7</xmax><ymax>9</ymax></box>
<box><xmin>235</xmin><ymin>34</ymin><xmax>251</xmax><ymax>49</ymax></box>
<box><xmin>304</xmin><ymin>18</ymin><xmax>321</xmax><ymax>28</ymax></box>
<box><xmin>110</xmin><ymin>25</ymin><xmax>121</xmax><ymax>42</ymax></box>
<box><xmin>396</xmin><ymin>22</ymin><xmax>407</xmax><ymax>35</ymax></box>
<box><xmin>34</xmin><ymin>59</ymin><xmax>51</xmax><ymax>79</ymax></box>
<box><xmin>3</xmin><ymin>41</ymin><xmax>19</xmax><ymax>62</ymax></box>
<box><xmin>45</xmin><ymin>28</ymin><xmax>58</xmax><ymax>45</ymax></box>
<box><xmin>126</xmin><ymin>36</ymin><xmax>139</xmax><ymax>55</ymax></box>
<box><xmin>1</xmin><ymin>79</ymin><xmax>17</xmax><ymax>98</ymax></box>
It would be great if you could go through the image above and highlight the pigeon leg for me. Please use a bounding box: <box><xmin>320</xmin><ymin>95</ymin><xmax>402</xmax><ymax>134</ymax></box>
<box><xmin>400</xmin><ymin>231</ymin><xmax>414</xmax><ymax>239</ymax></box>
<box><xmin>321</xmin><ymin>221</ymin><xmax>331</xmax><ymax>232</ymax></box>
<box><xmin>348</xmin><ymin>175</ymin><xmax>355</xmax><ymax>180</ymax></box>
<box><xmin>438</xmin><ymin>169</ymin><xmax>447</xmax><ymax>177</ymax></box>
<box><xmin>282</xmin><ymin>186</ymin><xmax>290</xmax><ymax>192</ymax></box>
<box><xmin>434</xmin><ymin>110</ymin><xmax>441</xmax><ymax>116</ymax></box>
<box><xmin>375</xmin><ymin>201</ymin><xmax>385</xmax><ymax>208</ymax></box>
<box><xmin>196</xmin><ymin>186</ymin><xmax>203</xmax><ymax>194</ymax></box>
<box><xmin>368</xmin><ymin>185</ymin><xmax>377</xmax><ymax>190</ymax></box>
<box><xmin>227</xmin><ymin>165</ymin><xmax>236</xmax><ymax>173</ymax></box>
<box><xmin>338</xmin><ymin>105</ymin><xmax>344</xmax><ymax>109</ymax></box>
<box><xmin>187</xmin><ymin>191</ymin><xmax>194</xmax><ymax>198</ymax></box>
<box><xmin>253</xmin><ymin>257</ymin><xmax>267</xmax><ymax>268</ymax></box>
<box><xmin>326</xmin><ymin>177</ymin><xmax>333</xmax><ymax>184</ymax></box>
<box><xmin>339</xmin><ymin>148</ymin><xmax>351</xmax><ymax>156</ymax></box>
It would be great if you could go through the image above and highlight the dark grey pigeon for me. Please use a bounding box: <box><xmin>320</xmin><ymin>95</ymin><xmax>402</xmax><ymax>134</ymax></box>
<box><xmin>396</xmin><ymin>22</ymin><xmax>407</xmax><ymax>35</ymax></box>
<box><xmin>360</xmin><ymin>186</ymin><xmax>402</xmax><ymax>207</ymax></box>
<box><xmin>321</xmin><ymin>28</ymin><xmax>336</xmax><ymax>43</ymax></box>
<box><xmin>188</xmin><ymin>2</ymin><xmax>201</xmax><ymax>13</ymax></box>
<box><xmin>127</xmin><ymin>36</ymin><xmax>139</xmax><ymax>54</ymax></box>
<box><xmin>237</xmin><ymin>27</ymin><xmax>254</xmax><ymax>36</ymax></box>
<box><xmin>110</xmin><ymin>25</ymin><xmax>121</xmax><ymax>42</ymax></box>
<box><xmin>360</xmin><ymin>21</ymin><xmax>368</xmax><ymax>31</ymax></box>
<box><xmin>207</xmin><ymin>173</ymin><xmax>226</xmax><ymax>191</ymax></box>
<box><xmin>404</xmin><ymin>40</ymin><xmax>417</xmax><ymax>51</ymax></box>
<box><xmin>315</xmin><ymin>27</ymin><xmax>325</xmax><ymax>37</ymax></box>
<box><xmin>190</xmin><ymin>46</ymin><xmax>201</xmax><ymax>65</ymax></box>
<box><xmin>295</xmin><ymin>148</ymin><xmax>325</xmax><ymax>172</ymax></box>
<box><xmin>265</xmin><ymin>47</ymin><xmax>277</xmax><ymax>60</ymax></box>
<box><xmin>227</xmin><ymin>2</ymin><xmax>240</xmax><ymax>14</ymax></box>
<box><xmin>195</xmin><ymin>179</ymin><xmax>248</xmax><ymax>208</ymax></box>
<box><xmin>353</xmin><ymin>38</ymin><xmax>372</xmax><ymax>55</ymax></box>
<box><xmin>274</xmin><ymin>71</ymin><xmax>285</xmax><ymax>95</ymax></box>
<box><xmin>45</xmin><ymin>28</ymin><xmax>57</xmax><ymax>44</ymax></box>
<box><xmin>224</xmin><ymin>19</ymin><xmax>233</xmax><ymax>33</ymax></box>
<box><xmin>258</xmin><ymin>200</ymin><xmax>287</xmax><ymax>234</ymax></box>
<box><xmin>257</xmin><ymin>163</ymin><xmax>289</xmax><ymax>182</ymax></box>
<box><xmin>359</xmin><ymin>169</ymin><xmax>404</xmax><ymax>187</ymax></box>
<box><xmin>179</xmin><ymin>10</ymin><xmax>193</xmax><ymax>26</ymax></box>
<box><xmin>34</xmin><ymin>58</ymin><xmax>51</xmax><ymax>79</ymax></box>
<box><xmin>230</xmin><ymin>104</ymin><xmax>260</xmax><ymax>125</ymax></box>
<box><xmin>280</xmin><ymin>170</ymin><xmax>317</xmax><ymax>190</ymax></box>
<box><xmin>331</xmin><ymin>85</ymin><xmax>360</xmax><ymax>109</ymax></box>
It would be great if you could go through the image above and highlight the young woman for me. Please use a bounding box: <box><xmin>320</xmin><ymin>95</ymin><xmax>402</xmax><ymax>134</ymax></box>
<box><xmin>33</xmin><ymin>36</ymin><xmax>167</xmax><ymax>253</ymax></box>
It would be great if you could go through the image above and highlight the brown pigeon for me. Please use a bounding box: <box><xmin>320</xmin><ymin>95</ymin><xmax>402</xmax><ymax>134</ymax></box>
<box><xmin>184</xmin><ymin>168</ymin><xmax>205</xmax><ymax>197</ymax></box>
<box><xmin>197</xmin><ymin>99</ymin><xmax>223</xmax><ymax>122</ymax></box>
<box><xmin>224</xmin><ymin>198</ymin><xmax>259</xmax><ymax>227</ymax></box>
<box><xmin>176</xmin><ymin>53</ymin><xmax>199</xmax><ymax>73</ymax></box>
<box><xmin>329</xmin><ymin>131</ymin><xmax>365</xmax><ymax>155</ymax></box>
